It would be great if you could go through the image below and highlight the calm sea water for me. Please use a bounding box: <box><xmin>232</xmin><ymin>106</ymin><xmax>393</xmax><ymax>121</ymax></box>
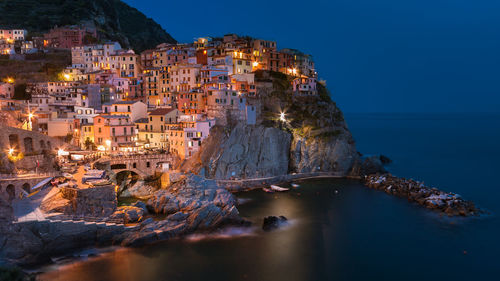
<box><xmin>38</xmin><ymin>113</ymin><xmax>500</xmax><ymax>281</ymax></box>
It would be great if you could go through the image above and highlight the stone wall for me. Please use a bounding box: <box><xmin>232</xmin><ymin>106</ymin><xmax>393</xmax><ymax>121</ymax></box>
<box><xmin>0</xmin><ymin>125</ymin><xmax>71</xmax><ymax>154</ymax></box>
<box><xmin>60</xmin><ymin>185</ymin><xmax>117</xmax><ymax>216</ymax></box>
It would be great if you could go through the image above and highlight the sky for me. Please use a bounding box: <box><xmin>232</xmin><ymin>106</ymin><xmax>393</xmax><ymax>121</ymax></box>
<box><xmin>124</xmin><ymin>0</ymin><xmax>500</xmax><ymax>113</ymax></box>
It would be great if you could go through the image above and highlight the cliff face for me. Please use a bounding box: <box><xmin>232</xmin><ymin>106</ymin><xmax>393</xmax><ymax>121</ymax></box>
<box><xmin>203</xmin><ymin>124</ymin><xmax>291</xmax><ymax>180</ymax></box>
<box><xmin>0</xmin><ymin>0</ymin><xmax>176</xmax><ymax>52</ymax></box>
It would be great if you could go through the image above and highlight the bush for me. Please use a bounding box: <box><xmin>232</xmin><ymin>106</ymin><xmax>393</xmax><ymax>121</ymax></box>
<box><xmin>0</xmin><ymin>266</ymin><xmax>34</xmax><ymax>281</ymax></box>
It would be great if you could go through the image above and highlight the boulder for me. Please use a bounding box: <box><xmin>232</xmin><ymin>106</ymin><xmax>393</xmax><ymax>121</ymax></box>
<box><xmin>120</xmin><ymin>180</ymin><xmax>156</xmax><ymax>198</ymax></box>
<box><xmin>262</xmin><ymin>216</ymin><xmax>288</xmax><ymax>231</ymax></box>
<box><xmin>110</xmin><ymin>206</ymin><xmax>145</xmax><ymax>223</ymax></box>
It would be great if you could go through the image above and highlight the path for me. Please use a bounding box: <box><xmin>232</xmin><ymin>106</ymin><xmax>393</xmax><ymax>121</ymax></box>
<box><xmin>12</xmin><ymin>184</ymin><xmax>57</xmax><ymax>222</ymax></box>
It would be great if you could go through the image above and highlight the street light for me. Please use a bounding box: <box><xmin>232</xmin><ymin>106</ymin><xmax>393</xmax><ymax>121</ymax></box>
<box><xmin>8</xmin><ymin>148</ymin><xmax>14</xmax><ymax>156</ymax></box>
<box><xmin>57</xmin><ymin>148</ymin><xmax>66</xmax><ymax>157</ymax></box>
<box><xmin>105</xmin><ymin>140</ymin><xmax>112</xmax><ymax>154</ymax></box>
<box><xmin>279</xmin><ymin>112</ymin><xmax>286</xmax><ymax>122</ymax></box>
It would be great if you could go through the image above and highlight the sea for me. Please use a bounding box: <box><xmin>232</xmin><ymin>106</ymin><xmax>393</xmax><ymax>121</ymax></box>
<box><xmin>37</xmin><ymin>113</ymin><xmax>500</xmax><ymax>281</ymax></box>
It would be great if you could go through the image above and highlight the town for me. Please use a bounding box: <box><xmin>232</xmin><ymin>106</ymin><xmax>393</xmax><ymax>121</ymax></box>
<box><xmin>0</xmin><ymin>26</ymin><xmax>318</xmax><ymax>163</ymax></box>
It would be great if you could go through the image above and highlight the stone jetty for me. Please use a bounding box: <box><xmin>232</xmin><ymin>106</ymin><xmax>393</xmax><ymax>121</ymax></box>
<box><xmin>363</xmin><ymin>174</ymin><xmax>482</xmax><ymax>216</ymax></box>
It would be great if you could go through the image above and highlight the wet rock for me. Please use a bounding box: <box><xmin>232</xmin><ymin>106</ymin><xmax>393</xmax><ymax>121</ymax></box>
<box><xmin>360</xmin><ymin>156</ymin><xmax>387</xmax><ymax>175</ymax></box>
<box><xmin>120</xmin><ymin>180</ymin><xmax>156</xmax><ymax>198</ymax></box>
<box><xmin>363</xmin><ymin>174</ymin><xmax>482</xmax><ymax>216</ymax></box>
<box><xmin>379</xmin><ymin>155</ymin><xmax>392</xmax><ymax>164</ymax></box>
<box><xmin>110</xmin><ymin>206</ymin><xmax>145</xmax><ymax>223</ymax></box>
<box><xmin>132</xmin><ymin>201</ymin><xmax>149</xmax><ymax>214</ymax></box>
<box><xmin>262</xmin><ymin>216</ymin><xmax>288</xmax><ymax>231</ymax></box>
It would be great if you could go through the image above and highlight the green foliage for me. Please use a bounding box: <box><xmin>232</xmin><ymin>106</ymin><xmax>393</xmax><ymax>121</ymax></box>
<box><xmin>13</xmin><ymin>83</ymin><xmax>28</xmax><ymax>100</ymax></box>
<box><xmin>84</xmin><ymin>138</ymin><xmax>96</xmax><ymax>150</ymax></box>
<box><xmin>317</xmin><ymin>82</ymin><xmax>332</xmax><ymax>102</ymax></box>
<box><xmin>65</xmin><ymin>133</ymin><xmax>73</xmax><ymax>143</ymax></box>
<box><xmin>0</xmin><ymin>266</ymin><xmax>34</xmax><ymax>281</ymax></box>
<box><xmin>0</xmin><ymin>0</ymin><xmax>176</xmax><ymax>52</ymax></box>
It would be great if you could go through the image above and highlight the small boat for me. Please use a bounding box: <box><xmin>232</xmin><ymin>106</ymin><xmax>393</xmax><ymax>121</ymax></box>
<box><xmin>262</xmin><ymin>188</ymin><xmax>274</xmax><ymax>193</ymax></box>
<box><xmin>291</xmin><ymin>183</ymin><xmax>300</xmax><ymax>188</ymax></box>
<box><xmin>270</xmin><ymin>185</ymin><xmax>289</xmax><ymax>192</ymax></box>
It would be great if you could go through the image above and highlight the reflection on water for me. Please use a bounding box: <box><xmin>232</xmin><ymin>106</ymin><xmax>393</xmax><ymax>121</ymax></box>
<box><xmin>39</xmin><ymin>178</ymin><xmax>499</xmax><ymax>281</ymax></box>
<box><xmin>38</xmin><ymin>114</ymin><xmax>500</xmax><ymax>281</ymax></box>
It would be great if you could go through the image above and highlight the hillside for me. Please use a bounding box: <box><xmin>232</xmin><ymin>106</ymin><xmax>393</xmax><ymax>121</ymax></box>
<box><xmin>0</xmin><ymin>0</ymin><xmax>176</xmax><ymax>52</ymax></box>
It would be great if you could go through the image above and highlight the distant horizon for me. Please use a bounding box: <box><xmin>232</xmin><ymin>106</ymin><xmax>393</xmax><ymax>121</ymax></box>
<box><xmin>124</xmin><ymin>0</ymin><xmax>500</xmax><ymax>114</ymax></box>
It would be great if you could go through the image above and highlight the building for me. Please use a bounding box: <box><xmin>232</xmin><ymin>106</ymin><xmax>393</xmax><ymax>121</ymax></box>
<box><xmin>93</xmin><ymin>114</ymin><xmax>136</xmax><ymax>153</ymax></box>
<box><xmin>0</xmin><ymin>29</ymin><xmax>27</xmax><ymax>41</ymax></box>
<box><xmin>43</xmin><ymin>26</ymin><xmax>97</xmax><ymax>49</ymax></box>
<box><xmin>101</xmin><ymin>101</ymin><xmax>147</xmax><ymax>122</ymax></box>
<box><xmin>0</xmin><ymin>82</ymin><xmax>14</xmax><ymax>98</ymax></box>
<box><xmin>136</xmin><ymin>108</ymin><xmax>181</xmax><ymax>149</ymax></box>
<box><xmin>292</xmin><ymin>77</ymin><xmax>318</xmax><ymax>96</ymax></box>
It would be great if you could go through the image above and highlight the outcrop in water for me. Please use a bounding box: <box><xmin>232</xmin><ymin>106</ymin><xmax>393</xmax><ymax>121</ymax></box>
<box><xmin>364</xmin><ymin>174</ymin><xmax>482</xmax><ymax>216</ymax></box>
<box><xmin>120</xmin><ymin>174</ymin><xmax>247</xmax><ymax>246</ymax></box>
<box><xmin>262</xmin><ymin>216</ymin><xmax>289</xmax><ymax>231</ymax></box>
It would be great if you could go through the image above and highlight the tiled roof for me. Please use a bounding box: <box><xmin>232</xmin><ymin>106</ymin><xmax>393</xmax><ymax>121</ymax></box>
<box><xmin>149</xmin><ymin>108</ymin><xmax>176</xmax><ymax>116</ymax></box>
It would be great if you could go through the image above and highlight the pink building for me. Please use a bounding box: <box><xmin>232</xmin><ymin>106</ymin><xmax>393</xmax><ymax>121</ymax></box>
<box><xmin>292</xmin><ymin>77</ymin><xmax>318</xmax><ymax>96</ymax></box>
<box><xmin>44</xmin><ymin>26</ymin><xmax>97</xmax><ymax>49</ymax></box>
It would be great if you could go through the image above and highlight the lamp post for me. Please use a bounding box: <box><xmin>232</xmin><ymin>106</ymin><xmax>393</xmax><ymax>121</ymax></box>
<box><xmin>279</xmin><ymin>112</ymin><xmax>286</xmax><ymax>122</ymax></box>
<box><xmin>105</xmin><ymin>139</ymin><xmax>112</xmax><ymax>155</ymax></box>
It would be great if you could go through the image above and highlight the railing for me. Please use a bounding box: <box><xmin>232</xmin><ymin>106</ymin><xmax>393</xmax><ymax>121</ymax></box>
<box><xmin>0</xmin><ymin>172</ymin><xmax>59</xmax><ymax>180</ymax></box>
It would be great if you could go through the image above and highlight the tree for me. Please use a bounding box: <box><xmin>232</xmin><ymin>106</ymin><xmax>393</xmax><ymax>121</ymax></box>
<box><xmin>84</xmin><ymin>138</ymin><xmax>96</xmax><ymax>150</ymax></box>
<box><xmin>13</xmin><ymin>83</ymin><xmax>29</xmax><ymax>100</ymax></box>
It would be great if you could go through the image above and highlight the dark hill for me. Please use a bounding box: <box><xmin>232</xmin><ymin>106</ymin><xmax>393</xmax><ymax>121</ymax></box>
<box><xmin>0</xmin><ymin>0</ymin><xmax>176</xmax><ymax>52</ymax></box>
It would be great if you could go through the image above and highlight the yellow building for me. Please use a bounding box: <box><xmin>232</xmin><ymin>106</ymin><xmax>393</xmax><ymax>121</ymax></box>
<box><xmin>135</xmin><ymin>108</ymin><xmax>180</xmax><ymax>149</ymax></box>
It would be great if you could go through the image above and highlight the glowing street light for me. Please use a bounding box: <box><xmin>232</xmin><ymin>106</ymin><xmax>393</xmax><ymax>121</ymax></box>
<box><xmin>27</xmin><ymin>112</ymin><xmax>35</xmax><ymax>131</ymax></box>
<box><xmin>6</xmin><ymin>77</ymin><xmax>14</xmax><ymax>83</ymax></box>
<box><xmin>8</xmin><ymin>148</ymin><xmax>15</xmax><ymax>156</ymax></box>
<box><xmin>63</xmin><ymin>73</ymin><xmax>71</xmax><ymax>80</ymax></box>
<box><xmin>57</xmin><ymin>148</ymin><xmax>66</xmax><ymax>157</ymax></box>
<box><xmin>252</xmin><ymin>61</ymin><xmax>259</xmax><ymax>67</ymax></box>
<box><xmin>279</xmin><ymin>112</ymin><xmax>286</xmax><ymax>122</ymax></box>
<box><xmin>105</xmin><ymin>140</ymin><xmax>112</xmax><ymax>153</ymax></box>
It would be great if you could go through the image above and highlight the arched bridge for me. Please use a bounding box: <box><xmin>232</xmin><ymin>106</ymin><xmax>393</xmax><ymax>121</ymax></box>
<box><xmin>96</xmin><ymin>154</ymin><xmax>175</xmax><ymax>177</ymax></box>
<box><xmin>0</xmin><ymin>174</ymin><xmax>56</xmax><ymax>201</ymax></box>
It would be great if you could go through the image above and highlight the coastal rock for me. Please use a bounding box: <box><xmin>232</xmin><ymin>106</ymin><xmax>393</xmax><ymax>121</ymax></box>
<box><xmin>364</xmin><ymin>174</ymin><xmax>482</xmax><ymax>216</ymax></box>
<box><xmin>132</xmin><ymin>201</ymin><xmax>149</xmax><ymax>214</ymax></box>
<box><xmin>262</xmin><ymin>216</ymin><xmax>288</xmax><ymax>231</ymax></box>
<box><xmin>359</xmin><ymin>156</ymin><xmax>387</xmax><ymax>175</ymax></box>
<box><xmin>120</xmin><ymin>180</ymin><xmax>156</xmax><ymax>198</ymax></box>
<box><xmin>290</xmin><ymin>131</ymin><xmax>357</xmax><ymax>175</ymax></box>
<box><xmin>41</xmin><ymin>185</ymin><xmax>117</xmax><ymax>217</ymax></box>
<box><xmin>110</xmin><ymin>206</ymin><xmax>145</xmax><ymax>223</ymax></box>
<box><xmin>212</xmin><ymin>124</ymin><xmax>291</xmax><ymax>179</ymax></box>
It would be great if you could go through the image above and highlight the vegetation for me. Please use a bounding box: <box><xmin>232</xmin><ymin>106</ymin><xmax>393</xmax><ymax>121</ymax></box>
<box><xmin>0</xmin><ymin>0</ymin><xmax>176</xmax><ymax>52</ymax></box>
<box><xmin>0</xmin><ymin>51</ymin><xmax>71</xmax><ymax>84</ymax></box>
<box><xmin>0</xmin><ymin>266</ymin><xmax>34</xmax><ymax>281</ymax></box>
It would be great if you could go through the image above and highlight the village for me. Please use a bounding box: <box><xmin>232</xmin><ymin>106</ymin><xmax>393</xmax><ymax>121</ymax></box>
<box><xmin>0</xmin><ymin>25</ymin><xmax>326</xmax><ymax>224</ymax></box>
<box><xmin>0</xmin><ymin>26</ymin><xmax>319</xmax><ymax>162</ymax></box>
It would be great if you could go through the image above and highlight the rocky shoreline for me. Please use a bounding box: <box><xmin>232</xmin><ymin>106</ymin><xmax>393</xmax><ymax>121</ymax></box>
<box><xmin>363</xmin><ymin>174</ymin><xmax>483</xmax><ymax>216</ymax></box>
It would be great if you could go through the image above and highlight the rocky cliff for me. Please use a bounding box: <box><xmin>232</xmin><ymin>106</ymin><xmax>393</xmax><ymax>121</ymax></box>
<box><xmin>183</xmin><ymin>71</ymin><xmax>363</xmax><ymax>179</ymax></box>
<box><xmin>0</xmin><ymin>0</ymin><xmax>176</xmax><ymax>52</ymax></box>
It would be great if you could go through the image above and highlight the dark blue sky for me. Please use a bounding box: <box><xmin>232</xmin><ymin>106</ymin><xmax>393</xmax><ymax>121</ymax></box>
<box><xmin>124</xmin><ymin>0</ymin><xmax>500</xmax><ymax>113</ymax></box>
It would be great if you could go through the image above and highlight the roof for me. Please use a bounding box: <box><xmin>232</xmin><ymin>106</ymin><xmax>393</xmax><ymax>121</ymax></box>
<box><xmin>96</xmin><ymin>114</ymin><xmax>130</xmax><ymax>119</ymax></box>
<box><xmin>149</xmin><ymin>108</ymin><xmax>176</xmax><ymax>116</ymax></box>
<box><xmin>102</xmin><ymin>101</ymin><xmax>138</xmax><ymax>105</ymax></box>
<box><xmin>135</xmin><ymin>118</ymin><xmax>149</xmax><ymax>123</ymax></box>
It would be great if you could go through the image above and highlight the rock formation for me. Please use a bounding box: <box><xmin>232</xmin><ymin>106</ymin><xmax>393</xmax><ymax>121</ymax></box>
<box><xmin>364</xmin><ymin>174</ymin><xmax>482</xmax><ymax>216</ymax></box>
<box><xmin>262</xmin><ymin>216</ymin><xmax>288</xmax><ymax>231</ymax></box>
<box><xmin>41</xmin><ymin>185</ymin><xmax>117</xmax><ymax>217</ymax></box>
<box><xmin>121</xmin><ymin>174</ymin><xmax>246</xmax><ymax>246</ymax></box>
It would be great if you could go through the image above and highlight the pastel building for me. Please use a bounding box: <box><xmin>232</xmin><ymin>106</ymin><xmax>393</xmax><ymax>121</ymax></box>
<box><xmin>292</xmin><ymin>77</ymin><xmax>318</xmax><ymax>96</ymax></box>
<box><xmin>93</xmin><ymin>114</ymin><xmax>136</xmax><ymax>152</ymax></box>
